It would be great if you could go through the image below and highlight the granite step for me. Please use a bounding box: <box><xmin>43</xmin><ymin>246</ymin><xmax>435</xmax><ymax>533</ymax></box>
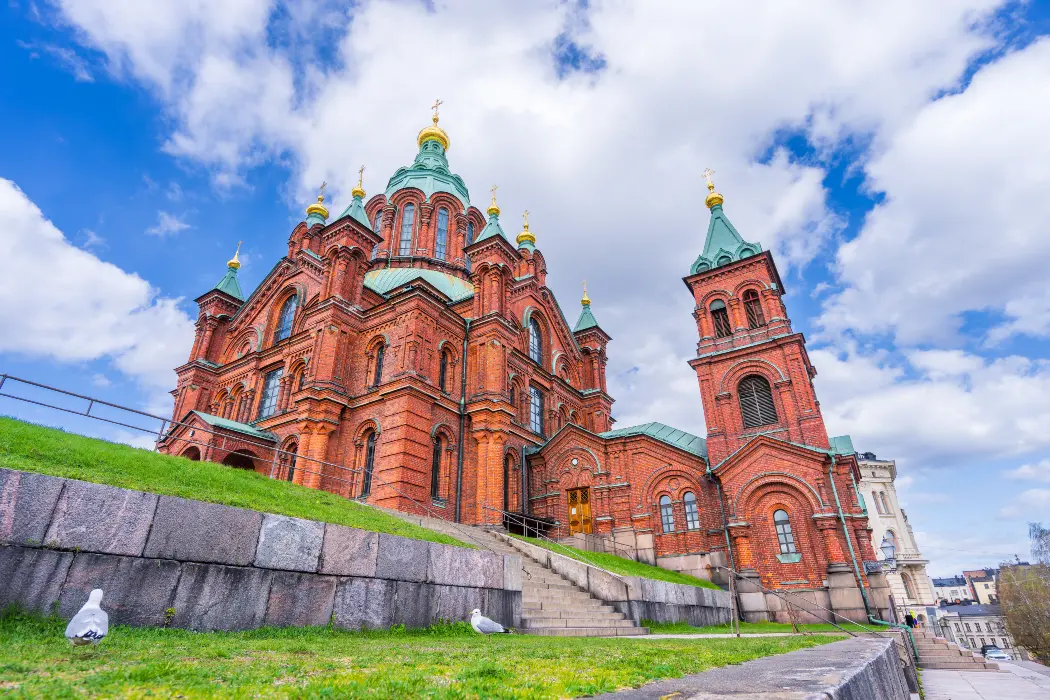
<box><xmin>522</xmin><ymin>609</ymin><xmax>625</xmax><ymax>620</ymax></box>
<box><xmin>520</xmin><ymin>617</ymin><xmax>637</xmax><ymax>629</ymax></box>
<box><xmin>918</xmin><ymin>661</ymin><xmax>999</xmax><ymax>671</ymax></box>
<box><xmin>523</xmin><ymin>626</ymin><xmax>650</xmax><ymax>637</ymax></box>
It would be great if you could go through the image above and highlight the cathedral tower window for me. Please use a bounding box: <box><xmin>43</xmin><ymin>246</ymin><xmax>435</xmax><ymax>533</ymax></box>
<box><xmin>659</xmin><ymin>495</ymin><xmax>675</xmax><ymax>533</ymax></box>
<box><xmin>397</xmin><ymin>203</ymin><xmax>415</xmax><ymax>256</ymax></box>
<box><xmin>371</xmin><ymin>343</ymin><xmax>385</xmax><ymax>388</ymax></box>
<box><xmin>274</xmin><ymin>295</ymin><xmax>298</xmax><ymax>344</ymax></box>
<box><xmin>373</xmin><ymin>210</ymin><xmax>383</xmax><ymax>232</ymax></box>
<box><xmin>529</xmin><ymin>385</ymin><xmax>544</xmax><ymax>435</ymax></box>
<box><xmin>773</xmin><ymin>509</ymin><xmax>797</xmax><ymax>554</ymax></box>
<box><xmin>684</xmin><ymin>491</ymin><xmax>700</xmax><ymax>530</ymax></box>
<box><xmin>710</xmin><ymin>300</ymin><xmax>732</xmax><ymax>338</ymax></box>
<box><xmin>430</xmin><ymin>435</ymin><xmax>445</xmax><ymax>499</ymax></box>
<box><xmin>435</xmin><ymin>208</ymin><xmax>449</xmax><ymax>260</ymax></box>
<box><xmin>361</xmin><ymin>431</ymin><xmax>377</xmax><ymax>497</ymax></box>
<box><xmin>439</xmin><ymin>349</ymin><xmax>450</xmax><ymax>391</ymax></box>
<box><xmin>529</xmin><ymin>317</ymin><xmax>543</xmax><ymax>364</ymax></box>
<box><xmin>743</xmin><ymin>289</ymin><xmax>765</xmax><ymax>328</ymax></box>
<box><xmin>738</xmin><ymin>375</ymin><xmax>777</xmax><ymax>428</ymax></box>
<box><xmin>257</xmin><ymin>368</ymin><xmax>283</xmax><ymax>419</ymax></box>
<box><xmin>284</xmin><ymin>441</ymin><xmax>298</xmax><ymax>482</ymax></box>
<box><xmin>465</xmin><ymin>220</ymin><xmax>475</xmax><ymax>271</ymax></box>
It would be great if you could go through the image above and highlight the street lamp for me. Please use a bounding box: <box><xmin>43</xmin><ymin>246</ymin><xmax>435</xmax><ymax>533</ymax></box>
<box><xmin>880</xmin><ymin>534</ymin><xmax>897</xmax><ymax>572</ymax></box>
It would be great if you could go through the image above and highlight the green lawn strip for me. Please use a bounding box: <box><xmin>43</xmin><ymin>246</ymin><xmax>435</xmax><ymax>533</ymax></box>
<box><xmin>644</xmin><ymin>620</ymin><xmax>881</xmax><ymax>635</ymax></box>
<box><xmin>0</xmin><ymin>417</ymin><xmax>467</xmax><ymax>548</ymax></box>
<box><xmin>510</xmin><ymin>534</ymin><xmax>722</xmax><ymax>589</ymax></box>
<box><xmin>0</xmin><ymin>611</ymin><xmax>837</xmax><ymax>698</ymax></box>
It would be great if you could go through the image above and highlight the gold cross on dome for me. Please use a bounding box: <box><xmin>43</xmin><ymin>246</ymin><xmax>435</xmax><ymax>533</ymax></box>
<box><xmin>319</xmin><ymin>180</ymin><xmax>328</xmax><ymax>200</ymax></box>
<box><xmin>431</xmin><ymin>98</ymin><xmax>444</xmax><ymax>121</ymax></box>
<box><xmin>490</xmin><ymin>184</ymin><xmax>498</xmax><ymax>205</ymax></box>
<box><xmin>523</xmin><ymin>209</ymin><xmax>529</xmax><ymax>229</ymax></box>
<box><xmin>357</xmin><ymin>165</ymin><xmax>365</xmax><ymax>186</ymax></box>
<box><xmin>702</xmin><ymin>168</ymin><xmax>716</xmax><ymax>190</ymax></box>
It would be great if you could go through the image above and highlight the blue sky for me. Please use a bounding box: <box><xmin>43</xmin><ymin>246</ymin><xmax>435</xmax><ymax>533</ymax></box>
<box><xmin>2</xmin><ymin>0</ymin><xmax>1049</xmax><ymax>575</ymax></box>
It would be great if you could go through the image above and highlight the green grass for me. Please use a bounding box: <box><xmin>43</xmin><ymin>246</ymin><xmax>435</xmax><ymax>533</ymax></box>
<box><xmin>0</xmin><ymin>611</ymin><xmax>837</xmax><ymax>698</ymax></box>
<box><xmin>510</xmin><ymin>534</ymin><xmax>722</xmax><ymax>589</ymax></box>
<box><xmin>643</xmin><ymin>620</ymin><xmax>881</xmax><ymax>635</ymax></box>
<box><xmin>0</xmin><ymin>417</ymin><xmax>467</xmax><ymax>547</ymax></box>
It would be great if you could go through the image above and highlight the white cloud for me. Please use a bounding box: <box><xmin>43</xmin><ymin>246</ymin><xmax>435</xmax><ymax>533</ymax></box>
<box><xmin>91</xmin><ymin>373</ymin><xmax>111</xmax><ymax>388</ymax></box>
<box><xmin>81</xmin><ymin>229</ymin><xmax>105</xmax><ymax>249</ymax></box>
<box><xmin>17</xmin><ymin>40</ymin><xmax>94</xmax><ymax>82</ymax></box>
<box><xmin>1005</xmin><ymin>458</ymin><xmax>1050</xmax><ymax>483</ymax></box>
<box><xmin>112</xmin><ymin>430</ymin><xmax>160</xmax><ymax>451</ymax></box>
<box><xmin>999</xmin><ymin>488</ymin><xmax>1050</xmax><ymax>519</ymax></box>
<box><xmin>145</xmin><ymin>211</ymin><xmax>190</xmax><ymax>237</ymax></box>
<box><xmin>0</xmin><ymin>179</ymin><xmax>194</xmax><ymax>390</ymax></box>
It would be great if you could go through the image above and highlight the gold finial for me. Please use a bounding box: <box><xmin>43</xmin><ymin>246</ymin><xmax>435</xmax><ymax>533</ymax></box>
<box><xmin>306</xmin><ymin>181</ymin><xmax>330</xmax><ymax>219</ymax></box>
<box><xmin>351</xmin><ymin>165</ymin><xmax>366</xmax><ymax>199</ymax></box>
<box><xmin>431</xmin><ymin>98</ymin><xmax>443</xmax><ymax>124</ymax></box>
<box><xmin>417</xmin><ymin>99</ymin><xmax>450</xmax><ymax>150</ymax></box>
<box><xmin>228</xmin><ymin>241</ymin><xmax>242</xmax><ymax>270</ymax></box>
<box><xmin>487</xmin><ymin>184</ymin><xmax>500</xmax><ymax>216</ymax></box>
<box><xmin>517</xmin><ymin>208</ymin><xmax>535</xmax><ymax>247</ymax></box>
<box><xmin>581</xmin><ymin>280</ymin><xmax>590</xmax><ymax>306</ymax></box>
<box><xmin>703</xmin><ymin>168</ymin><xmax>724</xmax><ymax>208</ymax></box>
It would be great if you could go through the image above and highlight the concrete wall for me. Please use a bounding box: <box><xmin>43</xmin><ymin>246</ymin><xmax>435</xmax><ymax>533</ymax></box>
<box><xmin>498</xmin><ymin>534</ymin><xmax>732</xmax><ymax>626</ymax></box>
<box><xmin>0</xmin><ymin>468</ymin><xmax>521</xmax><ymax>631</ymax></box>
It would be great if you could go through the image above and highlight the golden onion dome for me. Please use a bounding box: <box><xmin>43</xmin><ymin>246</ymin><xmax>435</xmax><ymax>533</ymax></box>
<box><xmin>306</xmin><ymin>180</ymin><xmax>329</xmax><ymax>220</ymax></box>
<box><xmin>417</xmin><ymin>111</ymin><xmax>450</xmax><ymax>151</ymax></box>
<box><xmin>581</xmin><ymin>280</ymin><xmax>591</xmax><ymax>306</ymax></box>
<box><xmin>227</xmin><ymin>241</ymin><xmax>242</xmax><ymax>270</ymax></box>
<box><xmin>351</xmin><ymin>165</ymin><xmax>366</xmax><ymax>199</ymax></box>
<box><xmin>703</xmin><ymin>167</ymin><xmax>724</xmax><ymax>208</ymax></box>
<box><xmin>517</xmin><ymin>209</ymin><xmax>535</xmax><ymax>246</ymax></box>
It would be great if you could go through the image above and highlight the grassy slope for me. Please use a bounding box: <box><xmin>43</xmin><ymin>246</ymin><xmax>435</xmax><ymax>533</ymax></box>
<box><xmin>512</xmin><ymin>535</ymin><xmax>722</xmax><ymax>589</ymax></box>
<box><xmin>0</xmin><ymin>417</ymin><xmax>466</xmax><ymax>547</ymax></box>
<box><xmin>0</xmin><ymin>612</ymin><xmax>836</xmax><ymax>698</ymax></box>
<box><xmin>645</xmin><ymin>620</ymin><xmax>881</xmax><ymax>634</ymax></box>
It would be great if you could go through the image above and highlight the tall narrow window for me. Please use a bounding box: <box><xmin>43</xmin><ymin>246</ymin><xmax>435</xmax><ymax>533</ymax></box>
<box><xmin>743</xmin><ymin>289</ymin><xmax>766</xmax><ymax>328</ymax></box>
<box><xmin>435</xmin><ymin>208</ymin><xmax>449</xmax><ymax>260</ymax></box>
<box><xmin>773</xmin><ymin>509</ymin><xmax>797</xmax><ymax>554</ymax></box>
<box><xmin>257</xmin><ymin>368</ymin><xmax>283</xmax><ymax>419</ymax></box>
<box><xmin>660</xmin><ymin>495</ymin><xmax>675</xmax><ymax>533</ymax></box>
<box><xmin>684</xmin><ymin>491</ymin><xmax>700</xmax><ymax>530</ymax></box>
<box><xmin>465</xmin><ymin>221</ymin><xmax>475</xmax><ymax>271</ymax></box>
<box><xmin>361</xmin><ymin>431</ymin><xmax>377</xmax><ymax>497</ymax></box>
<box><xmin>529</xmin><ymin>385</ymin><xmax>544</xmax><ymax>435</ymax></box>
<box><xmin>285</xmin><ymin>442</ymin><xmax>298</xmax><ymax>482</ymax></box>
<box><xmin>439</xmin><ymin>350</ymin><xmax>449</xmax><ymax>391</ymax></box>
<box><xmin>872</xmin><ymin>491</ymin><xmax>884</xmax><ymax>514</ymax></box>
<box><xmin>373</xmin><ymin>210</ymin><xmax>383</xmax><ymax>232</ymax></box>
<box><xmin>397</xmin><ymin>203</ymin><xmax>415</xmax><ymax>256</ymax></box>
<box><xmin>509</xmin><ymin>383</ymin><xmax>516</xmax><ymax>408</ymax></box>
<box><xmin>430</xmin><ymin>436</ymin><xmax>444</xmax><ymax>499</ymax></box>
<box><xmin>529</xmin><ymin>317</ymin><xmax>543</xmax><ymax>364</ymax></box>
<box><xmin>738</xmin><ymin>375</ymin><xmax>778</xmax><ymax>428</ymax></box>
<box><xmin>880</xmin><ymin>492</ymin><xmax>891</xmax><ymax>513</ymax></box>
<box><xmin>372</xmin><ymin>343</ymin><xmax>385</xmax><ymax>387</ymax></box>
<box><xmin>710</xmin><ymin>300</ymin><xmax>732</xmax><ymax>338</ymax></box>
<box><xmin>274</xmin><ymin>295</ymin><xmax>298</xmax><ymax>344</ymax></box>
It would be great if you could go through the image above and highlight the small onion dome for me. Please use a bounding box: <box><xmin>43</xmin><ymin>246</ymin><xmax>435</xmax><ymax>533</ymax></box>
<box><xmin>704</xmin><ymin>169</ymin><xmax>724</xmax><ymax>208</ymax></box>
<box><xmin>487</xmin><ymin>184</ymin><xmax>501</xmax><ymax>217</ymax></box>
<box><xmin>227</xmin><ymin>241</ymin><xmax>242</xmax><ymax>270</ymax></box>
<box><xmin>306</xmin><ymin>193</ymin><xmax>329</xmax><ymax>220</ymax></box>
<box><xmin>417</xmin><ymin>113</ymin><xmax>450</xmax><ymax>151</ymax></box>
<box><xmin>517</xmin><ymin>210</ymin><xmax>535</xmax><ymax>247</ymax></box>
<box><xmin>581</xmin><ymin>280</ymin><xmax>591</xmax><ymax>306</ymax></box>
<box><xmin>351</xmin><ymin>164</ymin><xmax>366</xmax><ymax>199</ymax></box>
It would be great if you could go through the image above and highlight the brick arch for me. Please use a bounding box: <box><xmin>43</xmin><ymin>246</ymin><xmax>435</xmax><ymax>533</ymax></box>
<box><xmin>698</xmin><ymin>288</ymin><xmax>733</xmax><ymax>307</ymax></box>
<box><xmin>522</xmin><ymin>306</ymin><xmax>552</xmax><ymax>369</ymax></box>
<box><xmin>552</xmin><ymin>446</ymin><xmax>602</xmax><ymax>476</ymax></box>
<box><xmin>732</xmin><ymin>472</ymin><xmax>824</xmax><ymax>519</ymax></box>
<box><xmin>745</xmin><ymin>485</ymin><xmax>823</xmax><ymax>578</ymax></box>
<box><xmin>637</xmin><ymin>466</ymin><xmax>706</xmax><ymax>506</ymax></box>
<box><xmin>430</xmin><ymin>422</ymin><xmax>456</xmax><ymax>442</ymax></box>
<box><xmin>732</xmin><ymin>278</ymin><xmax>771</xmax><ymax>296</ymax></box>
<box><xmin>353</xmin><ymin>418</ymin><xmax>382</xmax><ymax>443</ymax></box>
<box><xmin>717</xmin><ymin>357</ymin><xmax>787</xmax><ymax>394</ymax></box>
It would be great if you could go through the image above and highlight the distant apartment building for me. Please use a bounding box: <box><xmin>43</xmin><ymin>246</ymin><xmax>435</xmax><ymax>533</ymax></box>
<box><xmin>936</xmin><ymin>604</ymin><xmax>1017</xmax><ymax>659</ymax></box>
<box><xmin>963</xmin><ymin>568</ymin><xmax>998</xmax><ymax>604</ymax></box>
<box><xmin>931</xmin><ymin>576</ymin><xmax>974</xmax><ymax>604</ymax></box>
<box><xmin>857</xmin><ymin>453</ymin><xmax>936</xmax><ymax>612</ymax></box>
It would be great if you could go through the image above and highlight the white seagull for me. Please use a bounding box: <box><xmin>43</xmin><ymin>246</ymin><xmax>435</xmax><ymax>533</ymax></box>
<box><xmin>470</xmin><ymin>608</ymin><xmax>511</xmax><ymax>634</ymax></box>
<box><xmin>65</xmin><ymin>589</ymin><xmax>108</xmax><ymax>646</ymax></box>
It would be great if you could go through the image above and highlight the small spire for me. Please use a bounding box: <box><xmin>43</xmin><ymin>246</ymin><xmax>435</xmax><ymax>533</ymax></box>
<box><xmin>487</xmin><ymin>184</ymin><xmax>501</xmax><ymax>217</ymax></box>
<box><xmin>581</xmin><ymin>280</ymin><xmax>590</xmax><ymax>306</ymax></box>
<box><xmin>703</xmin><ymin>167</ymin><xmax>724</xmax><ymax>209</ymax></box>
<box><xmin>227</xmin><ymin>241</ymin><xmax>242</xmax><ymax>270</ymax></box>
<box><xmin>351</xmin><ymin>165</ymin><xmax>366</xmax><ymax>199</ymax></box>
<box><xmin>517</xmin><ymin>209</ymin><xmax>536</xmax><ymax>247</ymax></box>
<box><xmin>306</xmin><ymin>181</ymin><xmax>329</xmax><ymax>220</ymax></box>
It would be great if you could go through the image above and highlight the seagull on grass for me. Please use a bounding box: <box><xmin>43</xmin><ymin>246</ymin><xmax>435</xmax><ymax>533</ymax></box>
<box><xmin>470</xmin><ymin>608</ymin><xmax>511</xmax><ymax>634</ymax></box>
<box><xmin>65</xmin><ymin>589</ymin><xmax>108</xmax><ymax>646</ymax></box>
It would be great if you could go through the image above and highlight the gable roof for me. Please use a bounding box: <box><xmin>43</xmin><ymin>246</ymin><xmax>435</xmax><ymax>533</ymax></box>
<box><xmin>363</xmin><ymin>268</ymin><xmax>474</xmax><ymax>304</ymax></box>
<box><xmin>599</xmin><ymin>422</ymin><xmax>708</xmax><ymax>459</ymax></box>
<box><xmin>190</xmin><ymin>411</ymin><xmax>277</xmax><ymax>441</ymax></box>
<box><xmin>211</xmin><ymin>267</ymin><xmax>245</xmax><ymax>301</ymax></box>
<box><xmin>574</xmin><ymin>303</ymin><xmax>600</xmax><ymax>332</ymax></box>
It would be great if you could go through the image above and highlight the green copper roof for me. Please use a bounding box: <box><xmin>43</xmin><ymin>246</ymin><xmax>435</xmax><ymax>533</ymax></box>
<box><xmin>690</xmin><ymin>203</ymin><xmax>762</xmax><ymax>274</ymax></box>
<box><xmin>212</xmin><ymin>266</ymin><xmax>244</xmax><ymax>301</ymax></box>
<box><xmin>475</xmin><ymin>211</ymin><xmax>510</xmax><ymax>243</ymax></box>
<box><xmin>828</xmin><ymin>434</ymin><xmax>855</xmax><ymax>456</ymax></box>
<box><xmin>190</xmin><ymin>411</ymin><xmax>276</xmax><ymax>441</ymax></box>
<box><xmin>363</xmin><ymin>268</ymin><xmax>474</xmax><ymax>303</ymax></box>
<box><xmin>574</xmin><ymin>301</ymin><xmax>600</xmax><ymax>332</ymax></box>
<box><xmin>600</xmin><ymin>422</ymin><xmax>708</xmax><ymax>460</ymax></box>
<box><xmin>385</xmin><ymin>140</ymin><xmax>470</xmax><ymax>206</ymax></box>
<box><xmin>337</xmin><ymin>193</ymin><xmax>373</xmax><ymax>230</ymax></box>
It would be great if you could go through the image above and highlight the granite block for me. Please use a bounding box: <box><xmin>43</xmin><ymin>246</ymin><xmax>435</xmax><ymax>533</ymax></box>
<box><xmin>0</xmin><ymin>469</ymin><xmax>65</xmax><ymax>546</ymax></box>
<box><xmin>503</xmin><ymin>554</ymin><xmax>522</xmax><ymax>592</ymax></box>
<box><xmin>144</xmin><ymin>496</ymin><xmax>261</xmax><ymax>565</ymax></box>
<box><xmin>332</xmin><ymin>576</ymin><xmax>395</xmax><ymax>630</ymax></box>
<box><xmin>0</xmin><ymin>544</ymin><xmax>73</xmax><ymax>614</ymax></box>
<box><xmin>59</xmin><ymin>553</ymin><xmax>181</xmax><ymax>626</ymax></box>
<box><xmin>375</xmin><ymin>533</ymin><xmax>428</xmax><ymax>582</ymax></box>
<box><xmin>318</xmin><ymin>524</ymin><xmax>378</xmax><ymax>577</ymax></box>
<box><xmin>549</xmin><ymin>554</ymin><xmax>588</xmax><ymax>590</ymax></box>
<box><xmin>588</xmin><ymin>567</ymin><xmax>629</xmax><ymax>602</ymax></box>
<box><xmin>428</xmin><ymin>583</ymin><xmax>484</xmax><ymax>625</ymax></box>
<box><xmin>393</xmin><ymin>581</ymin><xmax>431</xmax><ymax>628</ymax></box>
<box><xmin>254</xmin><ymin>514</ymin><xmax>324</xmax><ymax>572</ymax></box>
<box><xmin>170</xmin><ymin>563</ymin><xmax>273</xmax><ymax>631</ymax></box>
<box><xmin>264</xmin><ymin>571</ymin><xmax>337</xmax><ymax>628</ymax></box>
<box><xmin>427</xmin><ymin>543</ymin><xmax>502</xmax><ymax>588</ymax></box>
<box><xmin>44</xmin><ymin>480</ymin><xmax>157</xmax><ymax>556</ymax></box>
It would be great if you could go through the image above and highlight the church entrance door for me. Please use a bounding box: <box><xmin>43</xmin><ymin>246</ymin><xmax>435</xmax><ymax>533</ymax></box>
<box><xmin>566</xmin><ymin>487</ymin><xmax>592</xmax><ymax>535</ymax></box>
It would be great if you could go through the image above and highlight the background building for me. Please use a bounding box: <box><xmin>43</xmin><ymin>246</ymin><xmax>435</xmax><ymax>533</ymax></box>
<box><xmin>964</xmin><ymin>568</ymin><xmax>999</xmax><ymax>604</ymax></box>
<box><xmin>936</xmin><ymin>604</ymin><xmax>1017</xmax><ymax>659</ymax></box>
<box><xmin>931</xmin><ymin>576</ymin><xmax>974</xmax><ymax>604</ymax></box>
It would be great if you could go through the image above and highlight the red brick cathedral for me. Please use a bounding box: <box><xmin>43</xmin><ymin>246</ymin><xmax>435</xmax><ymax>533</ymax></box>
<box><xmin>160</xmin><ymin>110</ymin><xmax>880</xmax><ymax>605</ymax></box>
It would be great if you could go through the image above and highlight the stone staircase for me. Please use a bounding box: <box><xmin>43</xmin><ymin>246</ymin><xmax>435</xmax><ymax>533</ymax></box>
<box><xmin>912</xmin><ymin>628</ymin><xmax>999</xmax><ymax>671</ymax></box>
<box><xmin>480</xmin><ymin>531</ymin><xmax>649</xmax><ymax>637</ymax></box>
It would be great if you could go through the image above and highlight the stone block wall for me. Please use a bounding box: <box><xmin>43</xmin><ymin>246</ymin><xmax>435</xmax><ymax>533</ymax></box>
<box><xmin>0</xmin><ymin>468</ymin><xmax>521</xmax><ymax>631</ymax></box>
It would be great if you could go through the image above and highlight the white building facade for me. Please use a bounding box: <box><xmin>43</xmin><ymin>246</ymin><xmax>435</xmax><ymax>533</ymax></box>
<box><xmin>936</xmin><ymin>604</ymin><xmax>1018</xmax><ymax>659</ymax></box>
<box><xmin>857</xmin><ymin>454</ymin><xmax>937</xmax><ymax>614</ymax></box>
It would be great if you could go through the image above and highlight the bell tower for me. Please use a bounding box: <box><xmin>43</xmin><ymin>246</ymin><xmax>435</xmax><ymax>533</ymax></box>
<box><xmin>683</xmin><ymin>172</ymin><xmax>831</xmax><ymax>465</ymax></box>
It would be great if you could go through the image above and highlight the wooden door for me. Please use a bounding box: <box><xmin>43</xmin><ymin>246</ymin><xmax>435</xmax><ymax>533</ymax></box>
<box><xmin>566</xmin><ymin>487</ymin><xmax>592</xmax><ymax>535</ymax></box>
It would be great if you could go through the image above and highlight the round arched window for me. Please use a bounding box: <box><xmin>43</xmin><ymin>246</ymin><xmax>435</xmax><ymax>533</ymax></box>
<box><xmin>659</xmin><ymin>495</ymin><xmax>675</xmax><ymax>533</ymax></box>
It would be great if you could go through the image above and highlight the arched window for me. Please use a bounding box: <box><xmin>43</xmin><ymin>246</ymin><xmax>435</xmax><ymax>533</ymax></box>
<box><xmin>297</xmin><ymin>368</ymin><xmax>307</xmax><ymax>391</ymax></box>
<box><xmin>257</xmin><ymin>368</ymin><xmax>283</xmax><ymax>419</ymax></box>
<box><xmin>902</xmin><ymin>572</ymin><xmax>916</xmax><ymax>600</ymax></box>
<box><xmin>529</xmin><ymin>385</ymin><xmax>544</xmax><ymax>435</ymax></box>
<box><xmin>710</xmin><ymin>300</ymin><xmax>732</xmax><ymax>338</ymax></box>
<box><xmin>738</xmin><ymin>375</ymin><xmax>777</xmax><ymax>428</ymax></box>
<box><xmin>435</xmin><ymin>208</ymin><xmax>449</xmax><ymax>260</ymax></box>
<box><xmin>880</xmin><ymin>492</ymin><xmax>891</xmax><ymax>514</ymax></box>
<box><xmin>373</xmin><ymin>210</ymin><xmax>383</xmax><ymax>232</ymax></box>
<box><xmin>509</xmin><ymin>383</ymin><xmax>516</xmax><ymax>408</ymax></box>
<box><xmin>465</xmin><ymin>220</ymin><xmax>475</xmax><ymax>271</ymax></box>
<box><xmin>773</xmin><ymin>509</ymin><xmax>797</xmax><ymax>554</ymax></box>
<box><xmin>743</xmin><ymin>289</ymin><xmax>765</xmax><ymax>328</ymax></box>
<box><xmin>274</xmin><ymin>295</ymin><xmax>298</xmax><ymax>344</ymax></box>
<box><xmin>371</xmin><ymin>343</ymin><xmax>385</xmax><ymax>388</ymax></box>
<box><xmin>285</xmin><ymin>442</ymin><xmax>298</xmax><ymax>482</ymax></box>
<box><xmin>528</xmin><ymin>316</ymin><xmax>543</xmax><ymax>364</ymax></box>
<box><xmin>397</xmin><ymin>203</ymin><xmax>415</xmax><ymax>256</ymax></box>
<box><xmin>361</xmin><ymin>431</ymin><xmax>377</xmax><ymax>497</ymax></box>
<box><xmin>872</xmin><ymin>491</ymin><xmax>884</xmax><ymax>514</ymax></box>
<box><xmin>659</xmin><ymin>495</ymin><xmax>675</xmax><ymax>533</ymax></box>
<box><xmin>430</xmin><ymin>435</ymin><xmax>444</xmax><ymax>500</ymax></box>
<box><xmin>438</xmin><ymin>350</ymin><xmax>450</xmax><ymax>391</ymax></box>
<box><xmin>885</xmin><ymin>529</ymin><xmax>898</xmax><ymax>552</ymax></box>
<box><xmin>684</xmin><ymin>491</ymin><xmax>700</xmax><ymax>530</ymax></box>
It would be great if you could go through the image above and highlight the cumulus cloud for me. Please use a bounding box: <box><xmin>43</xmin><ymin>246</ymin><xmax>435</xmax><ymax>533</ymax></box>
<box><xmin>999</xmin><ymin>488</ymin><xmax>1050</xmax><ymax>519</ymax></box>
<box><xmin>145</xmin><ymin>211</ymin><xmax>190</xmax><ymax>237</ymax></box>
<box><xmin>1005</xmin><ymin>458</ymin><xmax>1050</xmax><ymax>483</ymax></box>
<box><xmin>0</xmin><ymin>179</ymin><xmax>194</xmax><ymax>391</ymax></box>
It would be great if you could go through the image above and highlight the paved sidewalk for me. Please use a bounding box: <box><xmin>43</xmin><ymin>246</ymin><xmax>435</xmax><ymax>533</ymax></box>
<box><xmin>923</xmin><ymin>662</ymin><xmax>1050</xmax><ymax>699</ymax></box>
